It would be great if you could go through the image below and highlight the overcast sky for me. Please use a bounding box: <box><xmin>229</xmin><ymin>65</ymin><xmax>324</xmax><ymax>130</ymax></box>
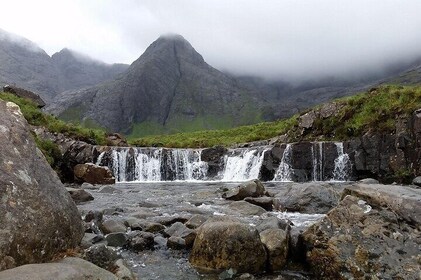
<box><xmin>1</xmin><ymin>0</ymin><xmax>421</xmax><ymax>80</ymax></box>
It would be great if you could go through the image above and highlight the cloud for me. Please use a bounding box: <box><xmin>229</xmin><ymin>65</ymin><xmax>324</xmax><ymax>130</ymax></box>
<box><xmin>1</xmin><ymin>0</ymin><xmax>421</xmax><ymax>80</ymax></box>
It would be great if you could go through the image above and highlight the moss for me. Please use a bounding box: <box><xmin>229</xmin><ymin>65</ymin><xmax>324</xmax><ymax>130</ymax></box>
<box><xmin>33</xmin><ymin>134</ymin><xmax>63</xmax><ymax>175</ymax></box>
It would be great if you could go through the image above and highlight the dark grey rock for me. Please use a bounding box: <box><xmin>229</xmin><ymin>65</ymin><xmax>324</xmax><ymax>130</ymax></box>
<box><xmin>223</xmin><ymin>180</ymin><xmax>266</xmax><ymax>201</ymax></box>
<box><xmin>128</xmin><ymin>231</ymin><xmax>155</xmax><ymax>251</ymax></box>
<box><xmin>163</xmin><ymin>222</ymin><xmax>196</xmax><ymax>248</ymax></box>
<box><xmin>105</xmin><ymin>232</ymin><xmax>128</xmax><ymax>247</ymax></box>
<box><xmin>83</xmin><ymin>244</ymin><xmax>119</xmax><ymax>270</ymax></box>
<box><xmin>167</xmin><ymin>236</ymin><xmax>186</xmax><ymax>250</ymax></box>
<box><xmin>66</xmin><ymin>187</ymin><xmax>94</xmax><ymax>203</ymax></box>
<box><xmin>244</xmin><ymin>196</ymin><xmax>274</xmax><ymax>211</ymax></box>
<box><xmin>228</xmin><ymin>201</ymin><xmax>267</xmax><ymax>216</ymax></box>
<box><xmin>100</xmin><ymin>219</ymin><xmax>126</xmax><ymax>234</ymax></box>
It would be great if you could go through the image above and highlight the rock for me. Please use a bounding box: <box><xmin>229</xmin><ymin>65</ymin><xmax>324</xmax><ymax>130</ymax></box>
<box><xmin>123</xmin><ymin>217</ymin><xmax>143</xmax><ymax>230</ymax></box>
<box><xmin>256</xmin><ymin>216</ymin><xmax>291</xmax><ymax>233</ymax></box>
<box><xmin>81</xmin><ymin>182</ymin><xmax>97</xmax><ymax>189</ymax></box>
<box><xmin>412</xmin><ymin>176</ymin><xmax>421</xmax><ymax>187</ymax></box>
<box><xmin>244</xmin><ymin>196</ymin><xmax>274</xmax><ymax>211</ymax></box>
<box><xmin>60</xmin><ymin>141</ymin><xmax>96</xmax><ymax>182</ymax></box>
<box><xmin>142</xmin><ymin>222</ymin><xmax>166</xmax><ymax>233</ymax></box>
<box><xmin>228</xmin><ymin>201</ymin><xmax>267</xmax><ymax>216</ymax></box>
<box><xmin>80</xmin><ymin>233</ymin><xmax>103</xmax><ymax>249</ymax></box>
<box><xmin>223</xmin><ymin>180</ymin><xmax>266</xmax><ymax>201</ymax></box>
<box><xmin>358</xmin><ymin>178</ymin><xmax>380</xmax><ymax>184</ymax></box>
<box><xmin>105</xmin><ymin>232</ymin><xmax>128</xmax><ymax>247</ymax></box>
<box><xmin>129</xmin><ymin>209</ymin><xmax>156</xmax><ymax>219</ymax></box>
<box><xmin>185</xmin><ymin>214</ymin><xmax>208</xmax><ymax>229</ymax></box>
<box><xmin>167</xmin><ymin>236</ymin><xmax>186</xmax><ymax>250</ymax></box>
<box><xmin>3</xmin><ymin>85</ymin><xmax>46</xmax><ymax>108</ymax></box>
<box><xmin>151</xmin><ymin>215</ymin><xmax>190</xmax><ymax>226</ymax></box>
<box><xmin>154</xmin><ymin>235</ymin><xmax>168</xmax><ymax>248</ymax></box>
<box><xmin>101</xmin><ymin>219</ymin><xmax>127</xmax><ymax>234</ymax></box>
<box><xmin>164</xmin><ymin>222</ymin><xmax>196</xmax><ymax>248</ymax></box>
<box><xmin>106</xmin><ymin>133</ymin><xmax>128</xmax><ymax>147</ymax></box>
<box><xmin>0</xmin><ymin>101</ymin><xmax>83</xmax><ymax>270</ymax></box>
<box><xmin>299</xmin><ymin>110</ymin><xmax>317</xmax><ymax>129</ymax></box>
<box><xmin>74</xmin><ymin>163</ymin><xmax>115</xmax><ymax>184</ymax></box>
<box><xmin>189</xmin><ymin>217</ymin><xmax>267</xmax><ymax>274</ymax></box>
<box><xmin>66</xmin><ymin>187</ymin><xmax>94</xmax><ymax>203</ymax></box>
<box><xmin>114</xmin><ymin>259</ymin><xmax>136</xmax><ymax>280</ymax></box>
<box><xmin>84</xmin><ymin>210</ymin><xmax>103</xmax><ymax>223</ymax></box>
<box><xmin>302</xmin><ymin>184</ymin><xmax>421</xmax><ymax>279</ymax></box>
<box><xmin>83</xmin><ymin>244</ymin><xmax>119</xmax><ymax>270</ymax></box>
<box><xmin>201</xmin><ymin>146</ymin><xmax>227</xmax><ymax>177</ymax></box>
<box><xmin>259</xmin><ymin>228</ymin><xmax>289</xmax><ymax>271</ymax></box>
<box><xmin>0</xmin><ymin>257</ymin><xmax>118</xmax><ymax>280</ymax></box>
<box><xmin>99</xmin><ymin>185</ymin><xmax>122</xmax><ymax>194</ymax></box>
<box><xmin>274</xmin><ymin>182</ymin><xmax>346</xmax><ymax>213</ymax></box>
<box><xmin>128</xmin><ymin>231</ymin><xmax>155</xmax><ymax>251</ymax></box>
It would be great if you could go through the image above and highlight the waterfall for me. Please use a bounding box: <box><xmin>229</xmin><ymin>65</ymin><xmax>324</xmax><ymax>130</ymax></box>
<box><xmin>221</xmin><ymin>148</ymin><xmax>268</xmax><ymax>181</ymax></box>
<box><xmin>273</xmin><ymin>144</ymin><xmax>293</xmax><ymax>181</ymax></box>
<box><xmin>95</xmin><ymin>151</ymin><xmax>105</xmax><ymax>166</ymax></box>
<box><xmin>133</xmin><ymin>149</ymin><xmax>162</xmax><ymax>181</ymax></box>
<box><xmin>332</xmin><ymin>142</ymin><xmax>351</xmax><ymax>181</ymax></box>
<box><xmin>312</xmin><ymin>142</ymin><xmax>324</xmax><ymax>181</ymax></box>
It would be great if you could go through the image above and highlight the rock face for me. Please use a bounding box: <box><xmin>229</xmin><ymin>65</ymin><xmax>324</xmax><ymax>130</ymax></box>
<box><xmin>74</xmin><ymin>163</ymin><xmax>115</xmax><ymax>184</ymax></box>
<box><xmin>302</xmin><ymin>184</ymin><xmax>421</xmax><ymax>279</ymax></box>
<box><xmin>0</xmin><ymin>100</ymin><xmax>84</xmax><ymax>270</ymax></box>
<box><xmin>189</xmin><ymin>217</ymin><xmax>267</xmax><ymax>274</ymax></box>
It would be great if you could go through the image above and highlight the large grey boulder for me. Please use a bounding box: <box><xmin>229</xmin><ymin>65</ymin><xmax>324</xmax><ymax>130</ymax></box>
<box><xmin>189</xmin><ymin>217</ymin><xmax>267</xmax><ymax>274</ymax></box>
<box><xmin>223</xmin><ymin>180</ymin><xmax>266</xmax><ymax>201</ymax></box>
<box><xmin>0</xmin><ymin>257</ymin><xmax>118</xmax><ymax>280</ymax></box>
<box><xmin>302</xmin><ymin>184</ymin><xmax>421</xmax><ymax>279</ymax></box>
<box><xmin>0</xmin><ymin>101</ymin><xmax>83</xmax><ymax>270</ymax></box>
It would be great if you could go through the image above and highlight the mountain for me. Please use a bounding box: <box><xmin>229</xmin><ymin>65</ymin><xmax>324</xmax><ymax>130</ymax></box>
<box><xmin>46</xmin><ymin>35</ymin><xmax>267</xmax><ymax>135</ymax></box>
<box><xmin>0</xmin><ymin>29</ymin><xmax>128</xmax><ymax>100</ymax></box>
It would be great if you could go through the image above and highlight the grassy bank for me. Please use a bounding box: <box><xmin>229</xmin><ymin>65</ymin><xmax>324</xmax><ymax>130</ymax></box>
<box><xmin>130</xmin><ymin>85</ymin><xmax>421</xmax><ymax>148</ymax></box>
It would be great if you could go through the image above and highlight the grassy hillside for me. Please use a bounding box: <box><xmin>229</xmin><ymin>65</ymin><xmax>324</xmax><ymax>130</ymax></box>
<box><xmin>130</xmin><ymin>85</ymin><xmax>421</xmax><ymax>148</ymax></box>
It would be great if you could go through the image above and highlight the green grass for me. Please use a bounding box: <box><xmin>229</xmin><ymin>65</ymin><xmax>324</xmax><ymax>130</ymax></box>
<box><xmin>0</xmin><ymin>92</ymin><xmax>107</xmax><ymax>145</ymax></box>
<box><xmin>130</xmin><ymin>85</ymin><xmax>421</xmax><ymax>148</ymax></box>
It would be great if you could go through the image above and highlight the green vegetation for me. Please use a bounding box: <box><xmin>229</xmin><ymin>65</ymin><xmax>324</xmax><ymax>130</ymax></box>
<box><xmin>0</xmin><ymin>91</ymin><xmax>107</xmax><ymax>145</ymax></box>
<box><xmin>130</xmin><ymin>85</ymin><xmax>421</xmax><ymax>148</ymax></box>
<box><xmin>34</xmin><ymin>135</ymin><xmax>63</xmax><ymax>173</ymax></box>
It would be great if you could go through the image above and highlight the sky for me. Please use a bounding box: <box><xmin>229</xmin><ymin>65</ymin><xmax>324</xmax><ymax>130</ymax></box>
<box><xmin>1</xmin><ymin>0</ymin><xmax>421</xmax><ymax>80</ymax></box>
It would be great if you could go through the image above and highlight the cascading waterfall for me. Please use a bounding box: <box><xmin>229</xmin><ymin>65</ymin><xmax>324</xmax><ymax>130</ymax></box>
<box><xmin>221</xmin><ymin>148</ymin><xmax>269</xmax><ymax>181</ymax></box>
<box><xmin>273</xmin><ymin>144</ymin><xmax>293</xmax><ymax>181</ymax></box>
<box><xmin>133</xmin><ymin>149</ymin><xmax>162</xmax><ymax>181</ymax></box>
<box><xmin>312</xmin><ymin>142</ymin><xmax>324</xmax><ymax>181</ymax></box>
<box><xmin>332</xmin><ymin>142</ymin><xmax>352</xmax><ymax>181</ymax></box>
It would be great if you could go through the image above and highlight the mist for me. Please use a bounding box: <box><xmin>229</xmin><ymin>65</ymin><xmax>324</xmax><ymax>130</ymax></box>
<box><xmin>1</xmin><ymin>0</ymin><xmax>421</xmax><ymax>81</ymax></box>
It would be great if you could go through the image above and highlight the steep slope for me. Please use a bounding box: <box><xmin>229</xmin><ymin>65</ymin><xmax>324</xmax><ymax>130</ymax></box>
<box><xmin>47</xmin><ymin>35</ymin><xmax>265</xmax><ymax>135</ymax></box>
<box><xmin>0</xmin><ymin>29</ymin><xmax>128</xmax><ymax>101</ymax></box>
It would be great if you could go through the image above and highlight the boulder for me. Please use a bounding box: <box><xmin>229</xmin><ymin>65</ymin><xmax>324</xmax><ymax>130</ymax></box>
<box><xmin>223</xmin><ymin>180</ymin><xmax>266</xmax><ymax>201</ymax></box>
<box><xmin>412</xmin><ymin>176</ymin><xmax>421</xmax><ymax>187</ymax></box>
<box><xmin>259</xmin><ymin>228</ymin><xmax>289</xmax><ymax>271</ymax></box>
<box><xmin>83</xmin><ymin>244</ymin><xmax>119</xmax><ymax>270</ymax></box>
<box><xmin>100</xmin><ymin>219</ymin><xmax>127</xmax><ymax>234</ymax></box>
<box><xmin>105</xmin><ymin>232</ymin><xmax>128</xmax><ymax>247</ymax></box>
<box><xmin>167</xmin><ymin>236</ymin><xmax>187</xmax><ymax>250</ymax></box>
<box><xmin>0</xmin><ymin>101</ymin><xmax>83</xmax><ymax>270</ymax></box>
<box><xmin>106</xmin><ymin>133</ymin><xmax>128</xmax><ymax>147</ymax></box>
<box><xmin>201</xmin><ymin>146</ymin><xmax>227</xmax><ymax>177</ymax></box>
<box><xmin>228</xmin><ymin>201</ymin><xmax>267</xmax><ymax>216</ymax></box>
<box><xmin>299</xmin><ymin>110</ymin><xmax>317</xmax><ymax>129</ymax></box>
<box><xmin>128</xmin><ymin>231</ymin><xmax>155</xmax><ymax>251</ymax></box>
<box><xmin>66</xmin><ymin>187</ymin><xmax>94</xmax><ymax>203</ymax></box>
<box><xmin>185</xmin><ymin>214</ymin><xmax>208</xmax><ymax>229</ymax></box>
<box><xmin>189</xmin><ymin>217</ymin><xmax>267</xmax><ymax>274</ymax></box>
<box><xmin>244</xmin><ymin>196</ymin><xmax>274</xmax><ymax>211</ymax></box>
<box><xmin>114</xmin><ymin>259</ymin><xmax>136</xmax><ymax>280</ymax></box>
<box><xmin>255</xmin><ymin>216</ymin><xmax>291</xmax><ymax>233</ymax></box>
<box><xmin>163</xmin><ymin>222</ymin><xmax>196</xmax><ymax>248</ymax></box>
<box><xmin>302</xmin><ymin>184</ymin><xmax>421</xmax><ymax>279</ymax></box>
<box><xmin>3</xmin><ymin>85</ymin><xmax>46</xmax><ymax>108</ymax></box>
<box><xmin>0</xmin><ymin>257</ymin><xmax>118</xmax><ymax>280</ymax></box>
<box><xmin>358</xmin><ymin>178</ymin><xmax>380</xmax><ymax>184</ymax></box>
<box><xmin>74</xmin><ymin>163</ymin><xmax>115</xmax><ymax>184</ymax></box>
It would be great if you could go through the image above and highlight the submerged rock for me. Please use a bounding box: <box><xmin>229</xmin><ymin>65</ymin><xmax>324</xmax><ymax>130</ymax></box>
<box><xmin>0</xmin><ymin>101</ymin><xmax>84</xmax><ymax>270</ymax></box>
<box><xmin>189</xmin><ymin>217</ymin><xmax>267</xmax><ymax>274</ymax></box>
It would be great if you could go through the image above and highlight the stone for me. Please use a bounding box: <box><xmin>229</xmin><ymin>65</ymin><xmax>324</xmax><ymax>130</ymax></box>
<box><xmin>302</xmin><ymin>184</ymin><xmax>421</xmax><ymax>279</ymax></box>
<box><xmin>114</xmin><ymin>259</ymin><xmax>136</xmax><ymax>280</ymax></box>
<box><xmin>123</xmin><ymin>217</ymin><xmax>143</xmax><ymax>230</ymax></box>
<box><xmin>189</xmin><ymin>217</ymin><xmax>267</xmax><ymax>274</ymax></box>
<box><xmin>3</xmin><ymin>85</ymin><xmax>46</xmax><ymax>108</ymax></box>
<box><xmin>163</xmin><ymin>222</ymin><xmax>196</xmax><ymax>248</ymax></box>
<box><xmin>256</xmin><ymin>216</ymin><xmax>291</xmax><ymax>233</ymax></box>
<box><xmin>84</xmin><ymin>210</ymin><xmax>103</xmax><ymax>223</ymax></box>
<box><xmin>128</xmin><ymin>231</ymin><xmax>155</xmax><ymax>251</ymax></box>
<box><xmin>185</xmin><ymin>214</ymin><xmax>208</xmax><ymax>229</ymax></box>
<box><xmin>244</xmin><ymin>196</ymin><xmax>274</xmax><ymax>211</ymax></box>
<box><xmin>80</xmin><ymin>233</ymin><xmax>102</xmax><ymax>249</ymax></box>
<box><xmin>105</xmin><ymin>232</ymin><xmax>128</xmax><ymax>247</ymax></box>
<box><xmin>106</xmin><ymin>133</ymin><xmax>128</xmax><ymax>147</ymax></box>
<box><xmin>223</xmin><ymin>180</ymin><xmax>266</xmax><ymax>201</ymax></box>
<box><xmin>358</xmin><ymin>178</ymin><xmax>380</xmax><ymax>184</ymax></box>
<box><xmin>0</xmin><ymin>257</ymin><xmax>118</xmax><ymax>280</ymax></box>
<box><xmin>412</xmin><ymin>176</ymin><xmax>421</xmax><ymax>187</ymax></box>
<box><xmin>228</xmin><ymin>201</ymin><xmax>267</xmax><ymax>216</ymax></box>
<box><xmin>66</xmin><ymin>187</ymin><xmax>94</xmax><ymax>203</ymax></box>
<box><xmin>101</xmin><ymin>219</ymin><xmax>127</xmax><ymax>234</ymax></box>
<box><xmin>299</xmin><ymin>110</ymin><xmax>317</xmax><ymax>129</ymax></box>
<box><xmin>60</xmin><ymin>141</ymin><xmax>96</xmax><ymax>182</ymax></box>
<box><xmin>201</xmin><ymin>146</ymin><xmax>227</xmax><ymax>177</ymax></box>
<box><xmin>83</xmin><ymin>244</ymin><xmax>119</xmax><ymax>270</ymax></box>
<box><xmin>99</xmin><ymin>185</ymin><xmax>122</xmax><ymax>194</ymax></box>
<box><xmin>74</xmin><ymin>163</ymin><xmax>115</xmax><ymax>184</ymax></box>
<box><xmin>81</xmin><ymin>182</ymin><xmax>97</xmax><ymax>189</ymax></box>
<box><xmin>259</xmin><ymin>228</ymin><xmax>289</xmax><ymax>271</ymax></box>
<box><xmin>167</xmin><ymin>236</ymin><xmax>186</xmax><ymax>250</ymax></box>
<box><xmin>0</xmin><ymin>100</ymin><xmax>83</xmax><ymax>270</ymax></box>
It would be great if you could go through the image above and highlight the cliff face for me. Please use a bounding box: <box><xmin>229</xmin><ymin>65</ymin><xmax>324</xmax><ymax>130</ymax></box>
<box><xmin>47</xmin><ymin>35</ymin><xmax>266</xmax><ymax>135</ymax></box>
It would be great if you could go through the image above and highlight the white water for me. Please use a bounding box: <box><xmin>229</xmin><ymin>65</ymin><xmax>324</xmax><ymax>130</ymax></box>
<box><xmin>134</xmin><ymin>149</ymin><xmax>162</xmax><ymax>182</ymax></box>
<box><xmin>273</xmin><ymin>144</ymin><xmax>293</xmax><ymax>181</ymax></box>
<box><xmin>332</xmin><ymin>142</ymin><xmax>352</xmax><ymax>181</ymax></box>
<box><xmin>221</xmin><ymin>148</ymin><xmax>268</xmax><ymax>181</ymax></box>
<box><xmin>312</xmin><ymin>142</ymin><xmax>324</xmax><ymax>181</ymax></box>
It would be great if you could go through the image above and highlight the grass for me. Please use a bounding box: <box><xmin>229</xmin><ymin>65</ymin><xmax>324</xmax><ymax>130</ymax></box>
<box><xmin>130</xmin><ymin>85</ymin><xmax>421</xmax><ymax>148</ymax></box>
<box><xmin>0</xmin><ymin>91</ymin><xmax>107</xmax><ymax>145</ymax></box>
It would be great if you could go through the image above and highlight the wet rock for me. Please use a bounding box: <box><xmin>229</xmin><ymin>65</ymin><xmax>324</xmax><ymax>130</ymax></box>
<box><xmin>74</xmin><ymin>163</ymin><xmax>115</xmax><ymax>184</ymax></box>
<box><xmin>302</xmin><ymin>184</ymin><xmax>421</xmax><ymax>279</ymax></box>
<box><xmin>151</xmin><ymin>215</ymin><xmax>191</xmax><ymax>226</ymax></box>
<box><xmin>99</xmin><ymin>185</ymin><xmax>122</xmax><ymax>194</ymax></box>
<box><xmin>154</xmin><ymin>235</ymin><xmax>168</xmax><ymax>248</ymax></box>
<box><xmin>128</xmin><ymin>231</ymin><xmax>155</xmax><ymax>251</ymax></box>
<box><xmin>256</xmin><ymin>216</ymin><xmax>291</xmax><ymax>233</ymax></box>
<box><xmin>0</xmin><ymin>257</ymin><xmax>118</xmax><ymax>280</ymax></box>
<box><xmin>201</xmin><ymin>146</ymin><xmax>227</xmax><ymax>177</ymax></box>
<box><xmin>100</xmin><ymin>219</ymin><xmax>127</xmax><ymax>234</ymax></box>
<box><xmin>186</xmin><ymin>214</ymin><xmax>208</xmax><ymax>229</ymax></box>
<box><xmin>66</xmin><ymin>187</ymin><xmax>94</xmax><ymax>203</ymax></box>
<box><xmin>83</xmin><ymin>244</ymin><xmax>119</xmax><ymax>270</ymax></box>
<box><xmin>105</xmin><ymin>232</ymin><xmax>128</xmax><ymax>247</ymax></box>
<box><xmin>123</xmin><ymin>217</ymin><xmax>143</xmax><ymax>230</ymax></box>
<box><xmin>164</xmin><ymin>222</ymin><xmax>196</xmax><ymax>248</ymax></box>
<box><xmin>114</xmin><ymin>259</ymin><xmax>136</xmax><ymax>280</ymax></box>
<box><xmin>103</xmin><ymin>207</ymin><xmax>125</xmax><ymax>216</ymax></box>
<box><xmin>81</xmin><ymin>233</ymin><xmax>103</xmax><ymax>249</ymax></box>
<box><xmin>244</xmin><ymin>196</ymin><xmax>274</xmax><ymax>211</ymax></box>
<box><xmin>358</xmin><ymin>178</ymin><xmax>380</xmax><ymax>184</ymax></box>
<box><xmin>167</xmin><ymin>236</ymin><xmax>186</xmax><ymax>250</ymax></box>
<box><xmin>274</xmin><ymin>182</ymin><xmax>346</xmax><ymax>214</ymax></box>
<box><xmin>189</xmin><ymin>217</ymin><xmax>267</xmax><ymax>274</ymax></box>
<box><xmin>259</xmin><ymin>228</ymin><xmax>289</xmax><ymax>271</ymax></box>
<box><xmin>223</xmin><ymin>180</ymin><xmax>266</xmax><ymax>201</ymax></box>
<box><xmin>129</xmin><ymin>209</ymin><xmax>156</xmax><ymax>219</ymax></box>
<box><xmin>81</xmin><ymin>182</ymin><xmax>98</xmax><ymax>189</ymax></box>
<box><xmin>228</xmin><ymin>201</ymin><xmax>267</xmax><ymax>216</ymax></box>
<box><xmin>142</xmin><ymin>222</ymin><xmax>166</xmax><ymax>233</ymax></box>
<box><xmin>84</xmin><ymin>210</ymin><xmax>103</xmax><ymax>223</ymax></box>
<box><xmin>0</xmin><ymin>100</ymin><xmax>84</xmax><ymax>270</ymax></box>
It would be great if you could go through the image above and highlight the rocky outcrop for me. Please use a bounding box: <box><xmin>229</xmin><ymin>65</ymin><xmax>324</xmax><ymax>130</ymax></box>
<box><xmin>201</xmin><ymin>146</ymin><xmax>227</xmax><ymax>177</ymax></box>
<box><xmin>74</xmin><ymin>163</ymin><xmax>115</xmax><ymax>184</ymax></box>
<box><xmin>3</xmin><ymin>85</ymin><xmax>46</xmax><ymax>107</ymax></box>
<box><xmin>106</xmin><ymin>133</ymin><xmax>128</xmax><ymax>147</ymax></box>
<box><xmin>302</xmin><ymin>183</ymin><xmax>421</xmax><ymax>279</ymax></box>
<box><xmin>0</xmin><ymin>101</ymin><xmax>83</xmax><ymax>270</ymax></box>
<box><xmin>189</xmin><ymin>217</ymin><xmax>267</xmax><ymax>274</ymax></box>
